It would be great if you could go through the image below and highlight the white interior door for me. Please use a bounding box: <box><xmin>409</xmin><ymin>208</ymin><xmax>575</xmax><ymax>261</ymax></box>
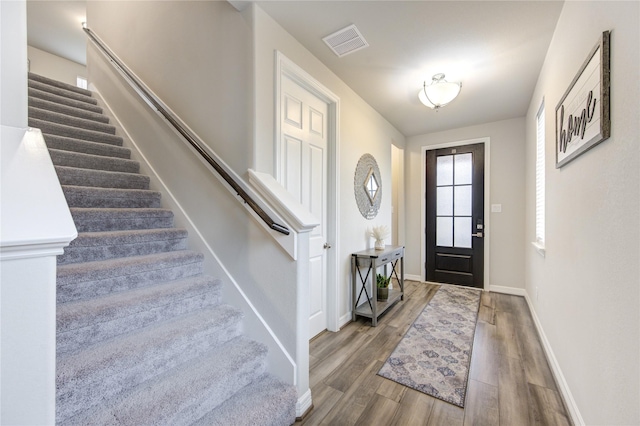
<box><xmin>280</xmin><ymin>75</ymin><xmax>328</xmax><ymax>339</ymax></box>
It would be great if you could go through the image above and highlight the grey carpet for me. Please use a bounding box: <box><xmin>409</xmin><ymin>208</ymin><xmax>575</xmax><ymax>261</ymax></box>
<box><xmin>28</xmin><ymin>73</ymin><xmax>296</xmax><ymax>425</ymax></box>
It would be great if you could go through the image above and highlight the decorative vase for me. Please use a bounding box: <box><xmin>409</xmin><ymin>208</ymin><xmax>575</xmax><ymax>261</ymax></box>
<box><xmin>375</xmin><ymin>239</ymin><xmax>385</xmax><ymax>250</ymax></box>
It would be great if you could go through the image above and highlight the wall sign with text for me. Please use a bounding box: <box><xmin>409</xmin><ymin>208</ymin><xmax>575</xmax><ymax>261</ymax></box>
<box><xmin>555</xmin><ymin>31</ymin><xmax>611</xmax><ymax>168</ymax></box>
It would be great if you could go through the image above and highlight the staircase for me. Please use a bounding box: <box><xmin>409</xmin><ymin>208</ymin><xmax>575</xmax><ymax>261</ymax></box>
<box><xmin>28</xmin><ymin>73</ymin><xmax>296</xmax><ymax>425</ymax></box>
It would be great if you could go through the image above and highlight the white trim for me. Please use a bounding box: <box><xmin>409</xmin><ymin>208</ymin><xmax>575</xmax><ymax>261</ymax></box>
<box><xmin>296</xmin><ymin>388</ymin><xmax>313</xmax><ymax>418</ymax></box>
<box><xmin>531</xmin><ymin>241</ymin><xmax>546</xmax><ymax>257</ymax></box>
<box><xmin>420</xmin><ymin>138</ymin><xmax>491</xmax><ymax>290</ymax></box>
<box><xmin>404</xmin><ymin>274</ymin><xmax>423</xmax><ymax>282</ymax></box>
<box><xmin>523</xmin><ymin>292</ymin><xmax>585</xmax><ymax>425</ymax></box>
<box><xmin>338</xmin><ymin>312</ymin><xmax>352</xmax><ymax>329</ymax></box>
<box><xmin>92</xmin><ymin>89</ymin><xmax>296</xmax><ymax>381</ymax></box>
<box><xmin>275</xmin><ymin>51</ymin><xmax>341</xmax><ymax>333</ymax></box>
<box><xmin>489</xmin><ymin>285</ymin><xmax>527</xmax><ymax>297</ymax></box>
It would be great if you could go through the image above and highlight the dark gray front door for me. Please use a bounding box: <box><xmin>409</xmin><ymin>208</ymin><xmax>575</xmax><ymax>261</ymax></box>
<box><xmin>426</xmin><ymin>143</ymin><xmax>484</xmax><ymax>288</ymax></box>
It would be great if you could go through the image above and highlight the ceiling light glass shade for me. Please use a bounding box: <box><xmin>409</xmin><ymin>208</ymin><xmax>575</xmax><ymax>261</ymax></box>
<box><xmin>418</xmin><ymin>73</ymin><xmax>462</xmax><ymax>110</ymax></box>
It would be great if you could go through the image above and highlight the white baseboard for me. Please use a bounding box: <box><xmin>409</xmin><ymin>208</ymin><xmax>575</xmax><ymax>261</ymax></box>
<box><xmin>404</xmin><ymin>274</ymin><xmax>422</xmax><ymax>282</ymax></box>
<box><xmin>522</xmin><ymin>292</ymin><xmax>584</xmax><ymax>425</ymax></box>
<box><xmin>489</xmin><ymin>285</ymin><xmax>527</xmax><ymax>296</ymax></box>
<box><xmin>296</xmin><ymin>388</ymin><xmax>313</xmax><ymax>418</ymax></box>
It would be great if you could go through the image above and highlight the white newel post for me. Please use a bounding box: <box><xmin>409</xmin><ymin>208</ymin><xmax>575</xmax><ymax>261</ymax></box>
<box><xmin>1</xmin><ymin>127</ymin><xmax>78</xmax><ymax>425</ymax></box>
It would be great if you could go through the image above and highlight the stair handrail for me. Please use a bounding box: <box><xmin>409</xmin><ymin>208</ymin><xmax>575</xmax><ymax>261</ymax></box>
<box><xmin>82</xmin><ymin>24</ymin><xmax>290</xmax><ymax>236</ymax></box>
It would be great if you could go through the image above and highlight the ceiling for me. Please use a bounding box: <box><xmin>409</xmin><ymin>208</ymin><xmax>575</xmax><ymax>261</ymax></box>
<box><xmin>26</xmin><ymin>0</ymin><xmax>564</xmax><ymax>137</ymax></box>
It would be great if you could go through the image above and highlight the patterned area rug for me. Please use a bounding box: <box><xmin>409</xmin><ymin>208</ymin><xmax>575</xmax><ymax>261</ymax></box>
<box><xmin>378</xmin><ymin>284</ymin><xmax>481</xmax><ymax>407</ymax></box>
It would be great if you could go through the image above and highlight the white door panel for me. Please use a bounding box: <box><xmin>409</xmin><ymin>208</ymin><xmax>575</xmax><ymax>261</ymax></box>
<box><xmin>281</xmin><ymin>75</ymin><xmax>328</xmax><ymax>339</ymax></box>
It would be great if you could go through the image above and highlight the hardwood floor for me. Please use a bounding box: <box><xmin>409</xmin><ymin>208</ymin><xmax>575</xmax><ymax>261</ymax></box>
<box><xmin>297</xmin><ymin>280</ymin><xmax>571</xmax><ymax>426</ymax></box>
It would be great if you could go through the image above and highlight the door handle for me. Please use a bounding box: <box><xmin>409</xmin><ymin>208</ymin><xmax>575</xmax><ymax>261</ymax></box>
<box><xmin>324</xmin><ymin>243</ymin><xmax>332</xmax><ymax>249</ymax></box>
<box><xmin>472</xmin><ymin>232</ymin><xmax>483</xmax><ymax>238</ymax></box>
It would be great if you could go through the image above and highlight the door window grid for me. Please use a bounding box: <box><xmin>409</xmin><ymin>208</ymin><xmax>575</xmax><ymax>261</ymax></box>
<box><xmin>436</xmin><ymin>153</ymin><xmax>473</xmax><ymax>248</ymax></box>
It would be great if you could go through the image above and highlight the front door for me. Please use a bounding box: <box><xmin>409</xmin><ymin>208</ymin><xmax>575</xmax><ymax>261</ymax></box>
<box><xmin>280</xmin><ymin>74</ymin><xmax>328</xmax><ymax>338</ymax></box>
<box><xmin>426</xmin><ymin>143</ymin><xmax>484</xmax><ymax>288</ymax></box>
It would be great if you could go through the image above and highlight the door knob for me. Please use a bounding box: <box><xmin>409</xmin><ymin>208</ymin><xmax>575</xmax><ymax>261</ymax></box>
<box><xmin>472</xmin><ymin>232</ymin><xmax>483</xmax><ymax>238</ymax></box>
<box><xmin>324</xmin><ymin>243</ymin><xmax>332</xmax><ymax>249</ymax></box>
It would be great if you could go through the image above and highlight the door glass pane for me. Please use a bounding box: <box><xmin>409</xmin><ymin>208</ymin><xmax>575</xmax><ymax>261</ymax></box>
<box><xmin>437</xmin><ymin>186</ymin><xmax>453</xmax><ymax>216</ymax></box>
<box><xmin>454</xmin><ymin>217</ymin><xmax>472</xmax><ymax>248</ymax></box>
<box><xmin>437</xmin><ymin>217</ymin><xmax>453</xmax><ymax>247</ymax></box>
<box><xmin>454</xmin><ymin>153</ymin><xmax>472</xmax><ymax>185</ymax></box>
<box><xmin>437</xmin><ymin>155</ymin><xmax>453</xmax><ymax>186</ymax></box>
<box><xmin>454</xmin><ymin>185</ymin><xmax>472</xmax><ymax>216</ymax></box>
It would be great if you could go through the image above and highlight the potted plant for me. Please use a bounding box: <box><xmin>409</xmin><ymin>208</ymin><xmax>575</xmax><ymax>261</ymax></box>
<box><xmin>376</xmin><ymin>273</ymin><xmax>391</xmax><ymax>301</ymax></box>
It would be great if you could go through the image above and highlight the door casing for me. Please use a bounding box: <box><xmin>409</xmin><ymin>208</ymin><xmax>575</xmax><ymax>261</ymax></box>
<box><xmin>275</xmin><ymin>51</ymin><xmax>340</xmax><ymax>332</ymax></box>
<box><xmin>421</xmin><ymin>138</ymin><xmax>490</xmax><ymax>289</ymax></box>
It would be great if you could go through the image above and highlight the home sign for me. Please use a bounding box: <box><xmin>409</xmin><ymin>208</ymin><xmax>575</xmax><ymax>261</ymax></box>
<box><xmin>555</xmin><ymin>30</ymin><xmax>611</xmax><ymax>168</ymax></box>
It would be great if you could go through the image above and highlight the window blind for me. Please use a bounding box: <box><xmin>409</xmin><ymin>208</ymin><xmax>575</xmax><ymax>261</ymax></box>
<box><xmin>535</xmin><ymin>102</ymin><xmax>545</xmax><ymax>246</ymax></box>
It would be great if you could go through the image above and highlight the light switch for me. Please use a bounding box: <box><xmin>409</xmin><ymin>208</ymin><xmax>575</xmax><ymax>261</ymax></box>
<box><xmin>491</xmin><ymin>204</ymin><xmax>502</xmax><ymax>213</ymax></box>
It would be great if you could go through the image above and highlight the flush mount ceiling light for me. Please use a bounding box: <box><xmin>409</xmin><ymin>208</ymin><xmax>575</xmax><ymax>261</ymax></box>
<box><xmin>418</xmin><ymin>73</ymin><xmax>462</xmax><ymax>110</ymax></box>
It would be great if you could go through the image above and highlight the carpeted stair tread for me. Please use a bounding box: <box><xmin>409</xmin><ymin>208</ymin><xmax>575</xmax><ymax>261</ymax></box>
<box><xmin>29</xmin><ymin>87</ymin><xmax>103</xmax><ymax>114</ymax></box>
<box><xmin>58</xmin><ymin>228</ymin><xmax>189</xmax><ymax>265</ymax></box>
<box><xmin>57</xmin><ymin>251</ymin><xmax>205</xmax><ymax>303</ymax></box>
<box><xmin>28</xmin><ymin>78</ymin><xmax>97</xmax><ymax>105</ymax></box>
<box><xmin>63</xmin><ymin>337</ymin><xmax>267</xmax><ymax>426</ymax></box>
<box><xmin>55</xmin><ymin>165</ymin><xmax>149</xmax><ymax>190</ymax></box>
<box><xmin>49</xmin><ymin>149</ymin><xmax>139</xmax><ymax>174</ymax></box>
<box><xmin>29</xmin><ymin>72</ymin><xmax>93</xmax><ymax>97</ymax></box>
<box><xmin>29</xmin><ymin>96</ymin><xmax>110</xmax><ymax>124</ymax></box>
<box><xmin>29</xmin><ymin>106</ymin><xmax>117</xmax><ymax>134</ymax></box>
<box><xmin>43</xmin><ymin>134</ymin><xmax>131</xmax><ymax>159</ymax></box>
<box><xmin>29</xmin><ymin>117</ymin><xmax>123</xmax><ymax>145</ymax></box>
<box><xmin>71</xmin><ymin>207</ymin><xmax>174</xmax><ymax>232</ymax></box>
<box><xmin>194</xmin><ymin>374</ymin><xmax>297</xmax><ymax>426</ymax></box>
<box><xmin>57</xmin><ymin>306</ymin><xmax>246</xmax><ymax>423</ymax></box>
<box><xmin>62</xmin><ymin>185</ymin><xmax>162</xmax><ymax>208</ymax></box>
<box><xmin>57</xmin><ymin>275</ymin><xmax>224</xmax><ymax>354</ymax></box>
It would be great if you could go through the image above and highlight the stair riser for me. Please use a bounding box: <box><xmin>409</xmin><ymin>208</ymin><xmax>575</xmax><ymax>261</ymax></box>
<box><xmin>58</xmin><ymin>289</ymin><xmax>222</xmax><ymax>354</ymax></box>
<box><xmin>29</xmin><ymin>87</ymin><xmax>103</xmax><ymax>114</ymax></box>
<box><xmin>73</xmin><ymin>216</ymin><xmax>174</xmax><ymax>233</ymax></box>
<box><xmin>29</xmin><ymin>97</ymin><xmax>110</xmax><ymax>124</ymax></box>
<box><xmin>50</xmin><ymin>150</ymin><xmax>139</xmax><ymax>174</ymax></box>
<box><xmin>28</xmin><ymin>79</ymin><xmax>97</xmax><ymax>105</ymax></box>
<box><xmin>29</xmin><ymin>72</ymin><xmax>93</xmax><ymax>97</ymax></box>
<box><xmin>56</xmin><ymin>166</ymin><xmax>149</xmax><ymax>190</ymax></box>
<box><xmin>44</xmin><ymin>134</ymin><xmax>131</xmax><ymax>159</ymax></box>
<box><xmin>30</xmin><ymin>107</ymin><xmax>116</xmax><ymax>135</ymax></box>
<box><xmin>57</xmin><ymin>256</ymin><xmax>204</xmax><ymax>303</ymax></box>
<box><xmin>58</xmin><ymin>311</ymin><xmax>245</xmax><ymax>422</ymax></box>
<box><xmin>30</xmin><ymin>118</ymin><xmax>123</xmax><ymax>146</ymax></box>
<box><xmin>58</xmin><ymin>237</ymin><xmax>188</xmax><ymax>265</ymax></box>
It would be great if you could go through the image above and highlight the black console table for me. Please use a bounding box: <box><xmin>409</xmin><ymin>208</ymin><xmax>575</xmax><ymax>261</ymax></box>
<box><xmin>351</xmin><ymin>245</ymin><xmax>404</xmax><ymax>326</ymax></box>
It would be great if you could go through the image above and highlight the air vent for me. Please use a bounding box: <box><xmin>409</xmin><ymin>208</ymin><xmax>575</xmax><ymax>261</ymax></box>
<box><xmin>322</xmin><ymin>24</ymin><xmax>369</xmax><ymax>58</ymax></box>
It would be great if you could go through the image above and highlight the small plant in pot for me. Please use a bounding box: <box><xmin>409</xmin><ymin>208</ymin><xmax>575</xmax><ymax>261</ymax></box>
<box><xmin>376</xmin><ymin>273</ymin><xmax>391</xmax><ymax>301</ymax></box>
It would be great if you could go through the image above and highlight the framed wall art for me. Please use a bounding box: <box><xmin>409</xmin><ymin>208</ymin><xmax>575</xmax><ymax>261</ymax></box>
<box><xmin>555</xmin><ymin>30</ymin><xmax>611</xmax><ymax>168</ymax></box>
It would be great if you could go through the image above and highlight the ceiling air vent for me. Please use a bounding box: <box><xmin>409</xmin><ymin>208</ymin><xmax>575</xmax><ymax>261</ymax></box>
<box><xmin>322</xmin><ymin>24</ymin><xmax>369</xmax><ymax>58</ymax></box>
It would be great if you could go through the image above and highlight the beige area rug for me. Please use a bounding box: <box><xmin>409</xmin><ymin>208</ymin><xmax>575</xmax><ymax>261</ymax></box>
<box><xmin>378</xmin><ymin>284</ymin><xmax>481</xmax><ymax>407</ymax></box>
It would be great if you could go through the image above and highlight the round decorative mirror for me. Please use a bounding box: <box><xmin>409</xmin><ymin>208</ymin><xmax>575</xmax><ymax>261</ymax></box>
<box><xmin>354</xmin><ymin>153</ymin><xmax>382</xmax><ymax>219</ymax></box>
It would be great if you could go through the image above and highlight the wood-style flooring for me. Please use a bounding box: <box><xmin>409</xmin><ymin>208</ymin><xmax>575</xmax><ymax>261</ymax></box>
<box><xmin>297</xmin><ymin>280</ymin><xmax>572</xmax><ymax>426</ymax></box>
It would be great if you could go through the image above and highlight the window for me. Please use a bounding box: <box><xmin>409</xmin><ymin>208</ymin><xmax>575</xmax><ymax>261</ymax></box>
<box><xmin>77</xmin><ymin>76</ymin><xmax>88</xmax><ymax>90</ymax></box>
<box><xmin>534</xmin><ymin>101</ymin><xmax>545</xmax><ymax>253</ymax></box>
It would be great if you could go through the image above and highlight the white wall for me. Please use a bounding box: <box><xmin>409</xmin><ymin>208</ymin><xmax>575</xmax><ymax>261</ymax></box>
<box><xmin>405</xmin><ymin>118</ymin><xmax>526</xmax><ymax>290</ymax></box>
<box><xmin>524</xmin><ymin>2</ymin><xmax>639</xmax><ymax>424</ymax></box>
<box><xmin>249</xmin><ymin>4</ymin><xmax>406</xmax><ymax>325</ymax></box>
<box><xmin>1</xmin><ymin>0</ymin><xmax>27</xmax><ymax>128</ymax></box>
<box><xmin>27</xmin><ymin>45</ymin><xmax>86</xmax><ymax>86</ymax></box>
